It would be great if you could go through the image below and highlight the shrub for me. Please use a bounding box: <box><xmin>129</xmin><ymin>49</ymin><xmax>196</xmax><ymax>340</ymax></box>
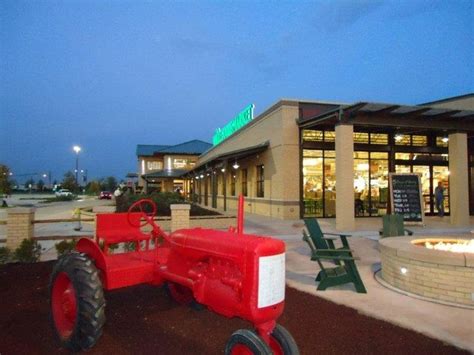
<box><xmin>55</xmin><ymin>239</ymin><xmax>77</xmax><ymax>257</ymax></box>
<box><xmin>116</xmin><ymin>192</ymin><xmax>220</xmax><ymax>216</ymax></box>
<box><xmin>14</xmin><ymin>238</ymin><xmax>42</xmax><ymax>263</ymax></box>
<box><xmin>0</xmin><ymin>246</ymin><xmax>11</xmax><ymax>264</ymax></box>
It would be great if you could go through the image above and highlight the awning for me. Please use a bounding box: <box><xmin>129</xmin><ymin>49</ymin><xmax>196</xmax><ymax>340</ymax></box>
<box><xmin>183</xmin><ymin>141</ymin><xmax>270</xmax><ymax>177</ymax></box>
<box><xmin>298</xmin><ymin>102</ymin><xmax>474</xmax><ymax>132</ymax></box>
<box><xmin>141</xmin><ymin>169</ymin><xmax>189</xmax><ymax>182</ymax></box>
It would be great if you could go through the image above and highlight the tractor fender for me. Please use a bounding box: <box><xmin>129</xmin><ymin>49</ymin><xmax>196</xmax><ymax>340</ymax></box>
<box><xmin>76</xmin><ymin>238</ymin><xmax>108</xmax><ymax>285</ymax></box>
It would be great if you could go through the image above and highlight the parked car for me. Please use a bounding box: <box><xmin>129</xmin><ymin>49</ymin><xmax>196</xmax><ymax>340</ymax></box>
<box><xmin>99</xmin><ymin>191</ymin><xmax>112</xmax><ymax>200</ymax></box>
<box><xmin>55</xmin><ymin>189</ymin><xmax>73</xmax><ymax>197</ymax></box>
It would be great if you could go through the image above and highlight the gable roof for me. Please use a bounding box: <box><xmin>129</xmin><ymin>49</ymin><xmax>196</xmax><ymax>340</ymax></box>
<box><xmin>136</xmin><ymin>140</ymin><xmax>212</xmax><ymax>157</ymax></box>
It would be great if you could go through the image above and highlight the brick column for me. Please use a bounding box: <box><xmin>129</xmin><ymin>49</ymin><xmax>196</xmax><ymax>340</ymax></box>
<box><xmin>170</xmin><ymin>204</ymin><xmax>191</xmax><ymax>232</ymax></box>
<box><xmin>335</xmin><ymin>124</ymin><xmax>355</xmax><ymax>231</ymax></box>
<box><xmin>448</xmin><ymin>132</ymin><xmax>469</xmax><ymax>226</ymax></box>
<box><xmin>7</xmin><ymin>207</ymin><xmax>35</xmax><ymax>250</ymax></box>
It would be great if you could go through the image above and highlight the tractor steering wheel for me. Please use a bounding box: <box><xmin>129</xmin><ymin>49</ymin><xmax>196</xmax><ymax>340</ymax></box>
<box><xmin>127</xmin><ymin>199</ymin><xmax>157</xmax><ymax>228</ymax></box>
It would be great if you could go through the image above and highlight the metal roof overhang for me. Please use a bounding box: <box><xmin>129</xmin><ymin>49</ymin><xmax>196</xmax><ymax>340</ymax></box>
<box><xmin>183</xmin><ymin>141</ymin><xmax>270</xmax><ymax>178</ymax></box>
<box><xmin>142</xmin><ymin>169</ymin><xmax>189</xmax><ymax>182</ymax></box>
<box><xmin>298</xmin><ymin>102</ymin><xmax>474</xmax><ymax>133</ymax></box>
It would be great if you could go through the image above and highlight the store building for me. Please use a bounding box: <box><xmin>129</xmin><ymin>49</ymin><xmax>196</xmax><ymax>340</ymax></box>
<box><xmin>185</xmin><ymin>94</ymin><xmax>474</xmax><ymax>229</ymax></box>
<box><xmin>137</xmin><ymin>140</ymin><xmax>212</xmax><ymax>194</ymax></box>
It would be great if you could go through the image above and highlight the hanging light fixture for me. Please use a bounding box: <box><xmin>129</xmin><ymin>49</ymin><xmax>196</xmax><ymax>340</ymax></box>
<box><xmin>442</xmin><ymin>136</ymin><xmax>449</xmax><ymax>143</ymax></box>
<box><xmin>200</xmin><ymin>174</ymin><xmax>204</xmax><ymax>178</ymax></box>
<box><xmin>232</xmin><ymin>161</ymin><xmax>240</xmax><ymax>169</ymax></box>
<box><xmin>221</xmin><ymin>168</ymin><xmax>226</xmax><ymax>173</ymax></box>
<box><xmin>395</xmin><ymin>133</ymin><xmax>403</xmax><ymax>142</ymax></box>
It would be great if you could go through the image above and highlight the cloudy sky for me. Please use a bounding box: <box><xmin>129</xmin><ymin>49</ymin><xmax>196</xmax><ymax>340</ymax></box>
<box><xmin>1</xmin><ymin>0</ymin><xmax>472</xmax><ymax>183</ymax></box>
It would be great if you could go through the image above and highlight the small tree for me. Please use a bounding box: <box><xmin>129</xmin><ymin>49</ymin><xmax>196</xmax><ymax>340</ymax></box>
<box><xmin>86</xmin><ymin>180</ymin><xmax>102</xmax><ymax>195</ymax></box>
<box><xmin>37</xmin><ymin>179</ymin><xmax>45</xmax><ymax>191</ymax></box>
<box><xmin>101</xmin><ymin>176</ymin><xmax>117</xmax><ymax>192</ymax></box>
<box><xmin>25</xmin><ymin>178</ymin><xmax>35</xmax><ymax>190</ymax></box>
<box><xmin>62</xmin><ymin>171</ymin><xmax>78</xmax><ymax>192</ymax></box>
<box><xmin>0</xmin><ymin>164</ymin><xmax>13</xmax><ymax>195</ymax></box>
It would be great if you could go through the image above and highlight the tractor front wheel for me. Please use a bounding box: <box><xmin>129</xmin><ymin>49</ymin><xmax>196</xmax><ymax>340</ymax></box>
<box><xmin>49</xmin><ymin>252</ymin><xmax>105</xmax><ymax>351</ymax></box>
<box><xmin>224</xmin><ymin>329</ymin><xmax>272</xmax><ymax>355</ymax></box>
<box><xmin>269</xmin><ymin>324</ymin><xmax>300</xmax><ymax>355</ymax></box>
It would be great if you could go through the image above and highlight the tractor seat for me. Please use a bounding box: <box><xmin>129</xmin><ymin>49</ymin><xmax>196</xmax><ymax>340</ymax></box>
<box><xmin>96</xmin><ymin>212</ymin><xmax>151</xmax><ymax>245</ymax></box>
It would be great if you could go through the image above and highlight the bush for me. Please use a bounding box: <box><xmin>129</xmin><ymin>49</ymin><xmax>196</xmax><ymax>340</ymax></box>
<box><xmin>116</xmin><ymin>192</ymin><xmax>220</xmax><ymax>216</ymax></box>
<box><xmin>55</xmin><ymin>239</ymin><xmax>77</xmax><ymax>257</ymax></box>
<box><xmin>14</xmin><ymin>238</ymin><xmax>42</xmax><ymax>263</ymax></box>
<box><xmin>0</xmin><ymin>246</ymin><xmax>11</xmax><ymax>264</ymax></box>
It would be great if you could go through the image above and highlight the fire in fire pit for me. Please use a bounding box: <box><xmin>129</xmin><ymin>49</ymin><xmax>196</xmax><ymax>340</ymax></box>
<box><xmin>422</xmin><ymin>239</ymin><xmax>474</xmax><ymax>254</ymax></box>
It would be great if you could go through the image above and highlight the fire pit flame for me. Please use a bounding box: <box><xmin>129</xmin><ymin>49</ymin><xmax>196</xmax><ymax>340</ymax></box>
<box><xmin>424</xmin><ymin>239</ymin><xmax>474</xmax><ymax>254</ymax></box>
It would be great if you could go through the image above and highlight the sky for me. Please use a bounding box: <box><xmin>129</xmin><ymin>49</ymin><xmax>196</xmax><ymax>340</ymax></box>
<box><xmin>1</xmin><ymin>0</ymin><xmax>473</xmax><ymax>184</ymax></box>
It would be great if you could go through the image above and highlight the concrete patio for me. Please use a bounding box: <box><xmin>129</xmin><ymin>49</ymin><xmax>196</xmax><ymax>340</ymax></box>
<box><xmin>243</xmin><ymin>214</ymin><xmax>474</xmax><ymax>352</ymax></box>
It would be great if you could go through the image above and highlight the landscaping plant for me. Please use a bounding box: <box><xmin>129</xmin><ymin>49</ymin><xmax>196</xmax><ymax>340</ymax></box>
<box><xmin>14</xmin><ymin>238</ymin><xmax>42</xmax><ymax>263</ymax></box>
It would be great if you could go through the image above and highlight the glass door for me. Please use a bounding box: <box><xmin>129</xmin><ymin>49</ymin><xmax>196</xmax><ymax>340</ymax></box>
<box><xmin>412</xmin><ymin>165</ymin><xmax>431</xmax><ymax>214</ymax></box>
<box><xmin>433</xmin><ymin>166</ymin><xmax>450</xmax><ymax>214</ymax></box>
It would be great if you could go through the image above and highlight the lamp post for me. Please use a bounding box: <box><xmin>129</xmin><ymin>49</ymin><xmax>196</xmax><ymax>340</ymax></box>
<box><xmin>73</xmin><ymin>145</ymin><xmax>81</xmax><ymax>186</ymax></box>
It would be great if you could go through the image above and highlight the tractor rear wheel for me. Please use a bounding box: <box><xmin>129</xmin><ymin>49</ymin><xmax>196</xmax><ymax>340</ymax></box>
<box><xmin>269</xmin><ymin>324</ymin><xmax>300</xmax><ymax>355</ymax></box>
<box><xmin>49</xmin><ymin>252</ymin><xmax>105</xmax><ymax>351</ymax></box>
<box><xmin>224</xmin><ymin>329</ymin><xmax>272</xmax><ymax>355</ymax></box>
<box><xmin>165</xmin><ymin>282</ymin><xmax>204</xmax><ymax>310</ymax></box>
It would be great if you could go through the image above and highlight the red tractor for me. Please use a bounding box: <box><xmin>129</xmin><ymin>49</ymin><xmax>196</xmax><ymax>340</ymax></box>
<box><xmin>49</xmin><ymin>197</ymin><xmax>299</xmax><ymax>354</ymax></box>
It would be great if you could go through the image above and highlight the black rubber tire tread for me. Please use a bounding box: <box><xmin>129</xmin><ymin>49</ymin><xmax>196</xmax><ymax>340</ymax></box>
<box><xmin>49</xmin><ymin>251</ymin><xmax>106</xmax><ymax>352</ymax></box>
<box><xmin>164</xmin><ymin>282</ymin><xmax>205</xmax><ymax>311</ymax></box>
<box><xmin>271</xmin><ymin>324</ymin><xmax>300</xmax><ymax>355</ymax></box>
<box><xmin>224</xmin><ymin>329</ymin><xmax>272</xmax><ymax>355</ymax></box>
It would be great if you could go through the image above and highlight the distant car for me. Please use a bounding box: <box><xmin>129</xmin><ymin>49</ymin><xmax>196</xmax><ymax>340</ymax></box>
<box><xmin>55</xmin><ymin>189</ymin><xmax>73</xmax><ymax>197</ymax></box>
<box><xmin>99</xmin><ymin>191</ymin><xmax>112</xmax><ymax>200</ymax></box>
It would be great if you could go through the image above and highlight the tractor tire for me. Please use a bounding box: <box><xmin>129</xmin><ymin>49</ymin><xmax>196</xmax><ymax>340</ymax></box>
<box><xmin>164</xmin><ymin>282</ymin><xmax>204</xmax><ymax>311</ymax></box>
<box><xmin>224</xmin><ymin>329</ymin><xmax>272</xmax><ymax>355</ymax></box>
<box><xmin>269</xmin><ymin>324</ymin><xmax>300</xmax><ymax>355</ymax></box>
<box><xmin>49</xmin><ymin>252</ymin><xmax>105</xmax><ymax>351</ymax></box>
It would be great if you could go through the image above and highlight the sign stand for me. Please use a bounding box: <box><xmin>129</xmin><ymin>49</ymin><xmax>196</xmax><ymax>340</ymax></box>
<box><xmin>388</xmin><ymin>173</ymin><xmax>425</xmax><ymax>226</ymax></box>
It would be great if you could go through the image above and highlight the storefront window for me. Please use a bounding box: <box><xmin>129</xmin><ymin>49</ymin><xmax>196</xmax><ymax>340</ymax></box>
<box><xmin>436</xmin><ymin>137</ymin><xmax>449</xmax><ymax>147</ymax></box>
<box><xmin>354</xmin><ymin>151</ymin><xmax>388</xmax><ymax>216</ymax></box>
<box><xmin>256</xmin><ymin>165</ymin><xmax>264</xmax><ymax>197</ymax></box>
<box><xmin>412</xmin><ymin>135</ymin><xmax>428</xmax><ymax>146</ymax></box>
<box><xmin>302</xmin><ymin>130</ymin><xmax>323</xmax><ymax>142</ymax></box>
<box><xmin>303</xmin><ymin>150</ymin><xmax>324</xmax><ymax>217</ymax></box>
<box><xmin>231</xmin><ymin>174</ymin><xmax>236</xmax><ymax>196</ymax></box>
<box><xmin>241</xmin><ymin>169</ymin><xmax>247</xmax><ymax>197</ymax></box>
<box><xmin>395</xmin><ymin>134</ymin><xmax>411</xmax><ymax>145</ymax></box>
<box><xmin>354</xmin><ymin>132</ymin><xmax>369</xmax><ymax>144</ymax></box>
<box><xmin>324</xmin><ymin>131</ymin><xmax>336</xmax><ymax>142</ymax></box>
<box><xmin>370</xmin><ymin>133</ymin><xmax>388</xmax><ymax>145</ymax></box>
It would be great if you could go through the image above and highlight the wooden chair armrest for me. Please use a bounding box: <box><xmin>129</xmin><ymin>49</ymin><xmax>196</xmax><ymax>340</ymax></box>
<box><xmin>302</xmin><ymin>230</ymin><xmax>317</xmax><ymax>253</ymax></box>
<box><xmin>315</xmin><ymin>248</ymin><xmax>354</xmax><ymax>254</ymax></box>
<box><xmin>324</xmin><ymin>232</ymin><xmax>352</xmax><ymax>237</ymax></box>
<box><xmin>311</xmin><ymin>254</ymin><xmax>358</xmax><ymax>261</ymax></box>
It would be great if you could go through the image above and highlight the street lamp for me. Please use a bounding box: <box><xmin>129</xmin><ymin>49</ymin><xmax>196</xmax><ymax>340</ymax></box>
<box><xmin>73</xmin><ymin>145</ymin><xmax>81</xmax><ymax>185</ymax></box>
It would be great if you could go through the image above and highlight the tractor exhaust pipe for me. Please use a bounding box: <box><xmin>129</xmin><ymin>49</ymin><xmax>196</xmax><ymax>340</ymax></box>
<box><xmin>237</xmin><ymin>195</ymin><xmax>244</xmax><ymax>234</ymax></box>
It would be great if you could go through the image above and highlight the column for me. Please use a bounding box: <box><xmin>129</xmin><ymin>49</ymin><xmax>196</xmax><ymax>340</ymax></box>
<box><xmin>448</xmin><ymin>132</ymin><xmax>469</xmax><ymax>226</ymax></box>
<box><xmin>335</xmin><ymin>124</ymin><xmax>355</xmax><ymax>231</ymax></box>
<box><xmin>170</xmin><ymin>204</ymin><xmax>191</xmax><ymax>232</ymax></box>
<box><xmin>7</xmin><ymin>207</ymin><xmax>35</xmax><ymax>250</ymax></box>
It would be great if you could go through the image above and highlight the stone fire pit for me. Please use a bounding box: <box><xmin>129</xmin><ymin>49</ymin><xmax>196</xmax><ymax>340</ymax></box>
<box><xmin>379</xmin><ymin>236</ymin><xmax>474</xmax><ymax>307</ymax></box>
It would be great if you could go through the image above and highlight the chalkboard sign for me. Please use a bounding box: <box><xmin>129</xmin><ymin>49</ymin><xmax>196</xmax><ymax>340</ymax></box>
<box><xmin>389</xmin><ymin>173</ymin><xmax>424</xmax><ymax>224</ymax></box>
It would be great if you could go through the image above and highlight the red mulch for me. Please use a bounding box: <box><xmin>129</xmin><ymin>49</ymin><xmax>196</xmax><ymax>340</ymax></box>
<box><xmin>0</xmin><ymin>261</ymin><xmax>467</xmax><ymax>355</ymax></box>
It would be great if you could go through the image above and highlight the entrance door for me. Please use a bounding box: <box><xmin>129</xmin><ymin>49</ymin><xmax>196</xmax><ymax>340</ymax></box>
<box><xmin>412</xmin><ymin>165</ymin><xmax>432</xmax><ymax>214</ymax></box>
<box><xmin>396</xmin><ymin>164</ymin><xmax>449</xmax><ymax>215</ymax></box>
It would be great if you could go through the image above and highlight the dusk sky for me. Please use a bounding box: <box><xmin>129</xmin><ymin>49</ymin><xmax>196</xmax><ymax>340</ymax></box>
<box><xmin>1</xmin><ymin>0</ymin><xmax>472</xmax><ymax>184</ymax></box>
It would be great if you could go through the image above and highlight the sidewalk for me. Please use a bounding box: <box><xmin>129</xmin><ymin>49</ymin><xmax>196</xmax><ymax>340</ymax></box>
<box><xmin>243</xmin><ymin>214</ymin><xmax>474</xmax><ymax>352</ymax></box>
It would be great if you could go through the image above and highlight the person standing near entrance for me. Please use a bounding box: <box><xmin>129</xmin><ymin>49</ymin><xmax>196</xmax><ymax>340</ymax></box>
<box><xmin>434</xmin><ymin>181</ymin><xmax>445</xmax><ymax>217</ymax></box>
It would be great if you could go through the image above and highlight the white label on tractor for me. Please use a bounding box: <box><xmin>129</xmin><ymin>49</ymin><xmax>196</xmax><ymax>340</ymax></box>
<box><xmin>258</xmin><ymin>253</ymin><xmax>285</xmax><ymax>309</ymax></box>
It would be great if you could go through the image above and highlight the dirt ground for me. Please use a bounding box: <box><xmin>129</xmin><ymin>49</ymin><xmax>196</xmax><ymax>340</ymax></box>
<box><xmin>0</xmin><ymin>261</ymin><xmax>468</xmax><ymax>355</ymax></box>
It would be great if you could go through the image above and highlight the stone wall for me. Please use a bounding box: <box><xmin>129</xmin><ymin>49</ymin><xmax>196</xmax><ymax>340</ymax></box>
<box><xmin>6</xmin><ymin>208</ymin><xmax>35</xmax><ymax>249</ymax></box>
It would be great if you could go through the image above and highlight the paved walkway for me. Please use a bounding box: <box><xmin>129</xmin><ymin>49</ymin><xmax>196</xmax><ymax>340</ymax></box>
<box><xmin>243</xmin><ymin>214</ymin><xmax>474</xmax><ymax>352</ymax></box>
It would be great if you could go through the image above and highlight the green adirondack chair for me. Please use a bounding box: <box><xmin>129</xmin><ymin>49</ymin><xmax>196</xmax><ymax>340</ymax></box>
<box><xmin>302</xmin><ymin>231</ymin><xmax>367</xmax><ymax>293</ymax></box>
<box><xmin>379</xmin><ymin>214</ymin><xmax>414</xmax><ymax>238</ymax></box>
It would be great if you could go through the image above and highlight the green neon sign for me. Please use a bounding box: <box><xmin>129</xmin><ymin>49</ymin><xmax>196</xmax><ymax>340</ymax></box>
<box><xmin>213</xmin><ymin>104</ymin><xmax>255</xmax><ymax>146</ymax></box>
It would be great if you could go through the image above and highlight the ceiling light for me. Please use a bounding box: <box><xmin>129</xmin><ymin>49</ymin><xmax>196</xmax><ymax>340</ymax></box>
<box><xmin>395</xmin><ymin>134</ymin><xmax>403</xmax><ymax>142</ymax></box>
<box><xmin>233</xmin><ymin>162</ymin><xmax>240</xmax><ymax>169</ymax></box>
<box><xmin>442</xmin><ymin>137</ymin><xmax>449</xmax><ymax>143</ymax></box>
